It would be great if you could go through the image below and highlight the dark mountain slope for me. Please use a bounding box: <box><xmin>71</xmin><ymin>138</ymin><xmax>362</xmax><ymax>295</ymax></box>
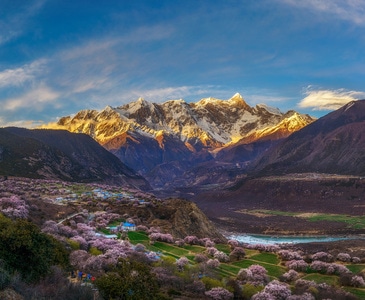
<box><xmin>252</xmin><ymin>100</ymin><xmax>365</xmax><ymax>176</ymax></box>
<box><xmin>0</xmin><ymin>127</ymin><xmax>150</xmax><ymax>189</ymax></box>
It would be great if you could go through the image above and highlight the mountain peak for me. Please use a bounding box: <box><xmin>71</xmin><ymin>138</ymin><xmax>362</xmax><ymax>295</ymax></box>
<box><xmin>230</xmin><ymin>92</ymin><xmax>243</xmax><ymax>100</ymax></box>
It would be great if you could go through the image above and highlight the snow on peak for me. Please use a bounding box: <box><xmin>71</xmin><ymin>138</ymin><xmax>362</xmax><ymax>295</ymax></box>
<box><xmin>256</xmin><ymin>103</ymin><xmax>282</xmax><ymax>115</ymax></box>
<box><xmin>230</xmin><ymin>93</ymin><xmax>243</xmax><ymax>100</ymax></box>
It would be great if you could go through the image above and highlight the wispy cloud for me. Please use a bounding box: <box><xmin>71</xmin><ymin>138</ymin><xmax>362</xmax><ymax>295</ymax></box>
<box><xmin>0</xmin><ymin>60</ymin><xmax>47</xmax><ymax>87</ymax></box>
<box><xmin>0</xmin><ymin>0</ymin><xmax>47</xmax><ymax>45</ymax></box>
<box><xmin>280</xmin><ymin>0</ymin><xmax>365</xmax><ymax>26</ymax></box>
<box><xmin>298</xmin><ymin>87</ymin><xmax>365</xmax><ymax>110</ymax></box>
<box><xmin>0</xmin><ymin>118</ymin><xmax>44</xmax><ymax>129</ymax></box>
<box><xmin>4</xmin><ymin>84</ymin><xmax>60</xmax><ymax>111</ymax></box>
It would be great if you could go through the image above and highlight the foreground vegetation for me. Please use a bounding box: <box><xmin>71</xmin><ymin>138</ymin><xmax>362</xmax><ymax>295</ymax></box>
<box><xmin>0</xmin><ymin>177</ymin><xmax>365</xmax><ymax>299</ymax></box>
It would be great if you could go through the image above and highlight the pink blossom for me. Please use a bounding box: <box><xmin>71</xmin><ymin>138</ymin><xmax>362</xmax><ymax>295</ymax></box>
<box><xmin>206</xmin><ymin>259</ymin><xmax>220</xmax><ymax>269</ymax></box>
<box><xmin>205</xmin><ymin>287</ymin><xmax>233</xmax><ymax>300</ymax></box>
<box><xmin>286</xmin><ymin>259</ymin><xmax>308</xmax><ymax>272</ymax></box>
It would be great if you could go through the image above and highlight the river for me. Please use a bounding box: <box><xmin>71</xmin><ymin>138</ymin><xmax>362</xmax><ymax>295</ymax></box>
<box><xmin>227</xmin><ymin>234</ymin><xmax>360</xmax><ymax>245</ymax></box>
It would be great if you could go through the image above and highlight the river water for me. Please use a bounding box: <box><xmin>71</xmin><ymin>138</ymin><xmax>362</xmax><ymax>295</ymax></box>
<box><xmin>227</xmin><ymin>234</ymin><xmax>359</xmax><ymax>245</ymax></box>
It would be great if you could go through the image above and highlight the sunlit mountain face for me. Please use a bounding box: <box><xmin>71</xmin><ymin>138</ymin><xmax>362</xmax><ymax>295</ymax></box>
<box><xmin>41</xmin><ymin>94</ymin><xmax>315</xmax><ymax>188</ymax></box>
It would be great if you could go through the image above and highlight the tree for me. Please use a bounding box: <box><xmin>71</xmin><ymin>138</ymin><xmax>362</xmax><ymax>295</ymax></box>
<box><xmin>95</xmin><ymin>258</ymin><xmax>159</xmax><ymax>300</ymax></box>
<box><xmin>0</xmin><ymin>214</ymin><xmax>69</xmax><ymax>282</ymax></box>
<box><xmin>205</xmin><ymin>287</ymin><xmax>234</xmax><ymax>300</ymax></box>
<box><xmin>229</xmin><ymin>247</ymin><xmax>246</xmax><ymax>261</ymax></box>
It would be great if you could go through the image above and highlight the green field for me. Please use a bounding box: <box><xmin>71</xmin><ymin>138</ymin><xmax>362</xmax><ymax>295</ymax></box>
<box><xmin>250</xmin><ymin>209</ymin><xmax>365</xmax><ymax>229</ymax></box>
<box><xmin>126</xmin><ymin>231</ymin><xmax>365</xmax><ymax>299</ymax></box>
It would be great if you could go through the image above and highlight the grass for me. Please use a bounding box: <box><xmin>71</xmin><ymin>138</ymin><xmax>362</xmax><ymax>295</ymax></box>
<box><xmin>346</xmin><ymin>264</ymin><xmax>365</xmax><ymax>274</ymax></box>
<box><xmin>306</xmin><ymin>214</ymin><xmax>365</xmax><ymax>229</ymax></box>
<box><xmin>182</xmin><ymin>245</ymin><xmax>206</xmax><ymax>253</ymax></box>
<box><xmin>249</xmin><ymin>252</ymin><xmax>280</xmax><ymax>265</ymax></box>
<box><xmin>249</xmin><ymin>209</ymin><xmax>365</xmax><ymax>229</ymax></box>
<box><xmin>232</xmin><ymin>260</ymin><xmax>286</xmax><ymax>278</ymax></box>
<box><xmin>215</xmin><ymin>244</ymin><xmax>231</xmax><ymax>254</ymax></box>
<box><xmin>151</xmin><ymin>242</ymin><xmax>190</xmax><ymax>256</ymax></box>
<box><xmin>128</xmin><ymin>231</ymin><xmax>149</xmax><ymax>242</ymax></box>
<box><xmin>344</xmin><ymin>287</ymin><xmax>365</xmax><ymax>299</ymax></box>
<box><xmin>218</xmin><ymin>263</ymin><xmax>242</xmax><ymax>275</ymax></box>
<box><xmin>302</xmin><ymin>274</ymin><xmax>338</xmax><ymax>285</ymax></box>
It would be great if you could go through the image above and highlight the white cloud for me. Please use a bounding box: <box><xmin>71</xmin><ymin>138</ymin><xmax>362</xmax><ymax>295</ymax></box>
<box><xmin>280</xmin><ymin>0</ymin><xmax>365</xmax><ymax>26</ymax></box>
<box><xmin>298</xmin><ymin>87</ymin><xmax>365</xmax><ymax>110</ymax></box>
<box><xmin>4</xmin><ymin>84</ymin><xmax>60</xmax><ymax>111</ymax></box>
<box><xmin>0</xmin><ymin>60</ymin><xmax>46</xmax><ymax>87</ymax></box>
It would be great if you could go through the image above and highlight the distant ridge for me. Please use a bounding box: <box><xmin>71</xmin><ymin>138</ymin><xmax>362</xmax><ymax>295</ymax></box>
<box><xmin>0</xmin><ymin>127</ymin><xmax>151</xmax><ymax>190</ymax></box>
<box><xmin>252</xmin><ymin>100</ymin><xmax>365</xmax><ymax>176</ymax></box>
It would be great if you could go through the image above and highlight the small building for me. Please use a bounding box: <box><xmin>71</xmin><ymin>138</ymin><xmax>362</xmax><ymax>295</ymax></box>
<box><xmin>121</xmin><ymin>222</ymin><xmax>136</xmax><ymax>231</ymax></box>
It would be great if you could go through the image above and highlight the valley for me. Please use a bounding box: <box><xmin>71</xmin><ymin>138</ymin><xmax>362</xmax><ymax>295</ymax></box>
<box><xmin>191</xmin><ymin>173</ymin><xmax>365</xmax><ymax>236</ymax></box>
<box><xmin>1</xmin><ymin>97</ymin><xmax>365</xmax><ymax>299</ymax></box>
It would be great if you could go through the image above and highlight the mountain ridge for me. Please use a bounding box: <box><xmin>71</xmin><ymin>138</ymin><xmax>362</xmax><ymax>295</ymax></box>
<box><xmin>0</xmin><ymin>127</ymin><xmax>151</xmax><ymax>189</ymax></box>
<box><xmin>251</xmin><ymin>100</ymin><xmax>365</xmax><ymax>176</ymax></box>
<box><xmin>42</xmin><ymin>93</ymin><xmax>314</xmax><ymax>147</ymax></box>
<box><xmin>40</xmin><ymin>94</ymin><xmax>315</xmax><ymax>187</ymax></box>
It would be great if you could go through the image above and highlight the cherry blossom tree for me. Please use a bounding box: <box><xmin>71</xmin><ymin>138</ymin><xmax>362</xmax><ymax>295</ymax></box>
<box><xmin>205</xmin><ymin>287</ymin><xmax>234</xmax><ymax>300</ymax></box>
<box><xmin>176</xmin><ymin>256</ymin><xmax>189</xmax><ymax>271</ymax></box>
<box><xmin>229</xmin><ymin>247</ymin><xmax>246</xmax><ymax>261</ymax></box>
<box><xmin>336</xmin><ymin>253</ymin><xmax>351</xmax><ymax>262</ymax></box>
<box><xmin>237</xmin><ymin>264</ymin><xmax>269</xmax><ymax>284</ymax></box>
<box><xmin>206</xmin><ymin>259</ymin><xmax>220</xmax><ymax>269</ymax></box>
<box><xmin>281</xmin><ymin>270</ymin><xmax>299</xmax><ymax>282</ymax></box>
<box><xmin>0</xmin><ymin>195</ymin><xmax>29</xmax><ymax>219</ymax></box>
<box><xmin>286</xmin><ymin>260</ymin><xmax>308</xmax><ymax>272</ymax></box>
<box><xmin>253</xmin><ymin>280</ymin><xmax>291</xmax><ymax>299</ymax></box>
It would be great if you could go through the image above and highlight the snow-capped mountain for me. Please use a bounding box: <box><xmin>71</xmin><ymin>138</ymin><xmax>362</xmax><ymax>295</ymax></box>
<box><xmin>43</xmin><ymin>93</ymin><xmax>313</xmax><ymax>148</ymax></box>
<box><xmin>41</xmin><ymin>93</ymin><xmax>315</xmax><ymax>188</ymax></box>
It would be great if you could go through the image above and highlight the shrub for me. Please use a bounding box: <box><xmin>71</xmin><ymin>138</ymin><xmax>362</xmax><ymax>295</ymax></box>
<box><xmin>214</xmin><ymin>251</ymin><xmax>229</xmax><ymax>263</ymax></box>
<box><xmin>336</xmin><ymin>253</ymin><xmax>351</xmax><ymax>262</ymax></box>
<box><xmin>286</xmin><ymin>260</ymin><xmax>308</xmax><ymax>272</ymax></box>
<box><xmin>95</xmin><ymin>259</ymin><xmax>159</xmax><ymax>300</ymax></box>
<box><xmin>237</xmin><ymin>265</ymin><xmax>268</xmax><ymax>284</ymax></box>
<box><xmin>352</xmin><ymin>256</ymin><xmax>361</xmax><ymax>263</ymax></box>
<box><xmin>205</xmin><ymin>287</ymin><xmax>234</xmax><ymax>300</ymax></box>
<box><xmin>176</xmin><ymin>257</ymin><xmax>189</xmax><ymax>271</ymax></box>
<box><xmin>261</xmin><ymin>280</ymin><xmax>292</xmax><ymax>299</ymax></box>
<box><xmin>206</xmin><ymin>247</ymin><xmax>218</xmax><ymax>256</ymax></box>
<box><xmin>280</xmin><ymin>270</ymin><xmax>299</xmax><ymax>282</ymax></box>
<box><xmin>184</xmin><ymin>235</ymin><xmax>199</xmax><ymax>245</ymax></box>
<box><xmin>201</xmin><ymin>277</ymin><xmax>224</xmax><ymax>290</ymax></box>
<box><xmin>311</xmin><ymin>252</ymin><xmax>333</xmax><ymax>262</ymax></box>
<box><xmin>195</xmin><ymin>253</ymin><xmax>209</xmax><ymax>263</ymax></box>
<box><xmin>242</xmin><ymin>283</ymin><xmax>264</xmax><ymax>299</ymax></box>
<box><xmin>229</xmin><ymin>247</ymin><xmax>246</xmax><ymax>261</ymax></box>
<box><xmin>206</xmin><ymin>259</ymin><xmax>220</xmax><ymax>269</ymax></box>
<box><xmin>350</xmin><ymin>275</ymin><xmax>365</xmax><ymax>287</ymax></box>
<box><xmin>278</xmin><ymin>250</ymin><xmax>303</xmax><ymax>261</ymax></box>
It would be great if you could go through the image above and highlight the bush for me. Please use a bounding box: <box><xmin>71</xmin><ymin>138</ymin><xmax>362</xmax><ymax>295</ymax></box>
<box><xmin>336</xmin><ymin>253</ymin><xmax>351</xmax><ymax>262</ymax></box>
<box><xmin>0</xmin><ymin>215</ymin><xmax>69</xmax><ymax>282</ymax></box>
<box><xmin>242</xmin><ymin>283</ymin><xmax>264</xmax><ymax>299</ymax></box>
<box><xmin>95</xmin><ymin>258</ymin><xmax>159</xmax><ymax>300</ymax></box>
<box><xmin>229</xmin><ymin>247</ymin><xmax>246</xmax><ymax>261</ymax></box>
<box><xmin>205</xmin><ymin>287</ymin><xmax>233</xmax><ymax>300</ymax></box>
<box><xmin>201</xmin><ymin>277</ymin><xmax>224</xmax><ymax>290</ymax></box>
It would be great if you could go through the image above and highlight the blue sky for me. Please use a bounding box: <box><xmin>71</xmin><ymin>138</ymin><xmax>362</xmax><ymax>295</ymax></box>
<box><xmin>0</xmin><ymin>0</ymin><xmax>364</xmax><ymax>127</ymax></box>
